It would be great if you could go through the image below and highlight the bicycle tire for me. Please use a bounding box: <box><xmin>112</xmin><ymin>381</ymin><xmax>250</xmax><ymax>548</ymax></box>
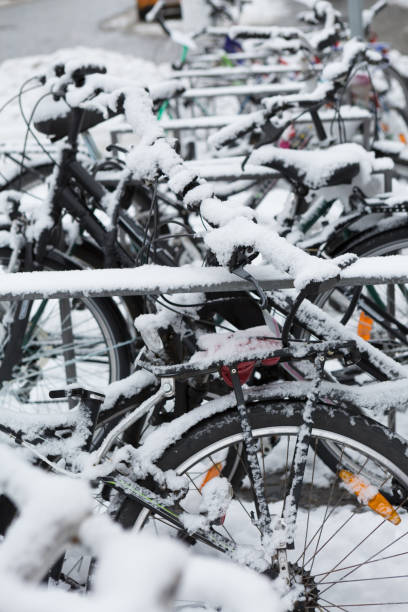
<box><xmin>117</xmin><ymin>400</ymin><xmax>408</xmax><ymax>610</ymax></box>
<box><xmin>316</xmin><ymin>224</ymin><xmax>408</xmax><ymax>365</ymax></box>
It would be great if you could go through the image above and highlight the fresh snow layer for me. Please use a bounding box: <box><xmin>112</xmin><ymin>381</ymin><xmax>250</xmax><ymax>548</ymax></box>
<box><xmin>0</xmin><ymin>445</ymin><xmax>287</xmax><ymax>612</ymax></box>
<box><xmin>0</xmin><ymin>47</ymin><xmax>167</xmax><ymax>144</ymax></box>
<box><xmin>2</xmin><ymin>255</ymin><xmax>408</xmax><ymax>299</ymax></box>
<box><xmin>240</xmin><ymin>0</ymin><xmax>291</xmax><ymax>24</ymax></box>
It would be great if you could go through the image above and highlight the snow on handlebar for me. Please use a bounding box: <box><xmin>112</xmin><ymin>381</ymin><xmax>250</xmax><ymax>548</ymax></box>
<box><xmin>30</xmin><ymin>62</ymin><xmax>354</xmax><ymax>291</ymax></box>
<box><xmin>209</xmin><ymin>39</ymin><xmax>384</xmax><ymax>151</ymax></box>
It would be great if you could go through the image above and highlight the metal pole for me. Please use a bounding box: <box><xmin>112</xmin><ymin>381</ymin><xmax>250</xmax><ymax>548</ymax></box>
<box><xmin>348</xmin><ymin>0</ymin><xmax>364</xmax><ymax>38</ymax></box>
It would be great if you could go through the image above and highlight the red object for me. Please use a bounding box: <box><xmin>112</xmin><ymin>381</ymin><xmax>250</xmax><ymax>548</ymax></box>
<box><xmin>221</xmin><ymin>356</ymin><xmax>280</xmax><ymax>388</ymax></box>
<box><xmin>221</xmin><ymin>361</ymin><xmax>256</xmax><ymax>386</ymax></box>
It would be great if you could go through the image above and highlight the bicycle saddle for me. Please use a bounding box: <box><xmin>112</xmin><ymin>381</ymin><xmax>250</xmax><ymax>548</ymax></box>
<box><xmin>248</xmin><ymin>144</ymin><xmax>363</xmax><ymax>190</ymax></box>
<box><xmin>34</xmin><ymin>106</ymin><xmax>115</xmax><ymax>141</ymax></box>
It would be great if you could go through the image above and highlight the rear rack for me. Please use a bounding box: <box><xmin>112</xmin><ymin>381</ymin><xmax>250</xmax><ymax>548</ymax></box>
<box><xmin>138</xmin><ymin>340</ymin><xmax>359</xmax><ymax>380</ymax></box>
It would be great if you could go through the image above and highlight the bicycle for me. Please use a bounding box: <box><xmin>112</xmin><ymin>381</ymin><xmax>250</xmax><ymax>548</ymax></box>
<box><xmin>2</xmin><ymin>260</ymin><xmax>408</xmax><ymax>609</ymax></box>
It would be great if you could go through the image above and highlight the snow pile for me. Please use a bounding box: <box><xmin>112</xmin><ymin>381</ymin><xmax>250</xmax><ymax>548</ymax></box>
<box><xmin>191</xmin><ymin>325</ymin><xmax>281</xmax><ymax>367</ymax></box>
<box><xmin>248</xmin><ymin>142</ymin><xmax>377</xmax><ymax>189</ymax></box>
<box><xmin>0</xmin><ymin>47</ymin><xmax>168</xmax><ymax>144</ymax></box>
<box><xmin>240</xmin><ymin>0</ymin><xmax>291</xmax><ymax>25</ymax></box>
<box><xmin>0</xmin><ymin>443</ymin><xmax>286</xmax><ymax>612</ymax></box>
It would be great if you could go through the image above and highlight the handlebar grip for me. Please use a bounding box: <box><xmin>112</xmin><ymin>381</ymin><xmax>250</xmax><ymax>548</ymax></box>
<box><xmin>72</xmin><ymin>64</ymin><xmax>107</xmax><ymax>87</ymax></box>
<box><xmin>39</xmin><ymin>63</ymin><xmax>107</xmax><ymax>87</ymax></box>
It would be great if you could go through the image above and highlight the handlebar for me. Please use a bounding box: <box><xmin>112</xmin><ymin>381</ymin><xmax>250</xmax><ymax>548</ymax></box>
<box><xmin>41</xmin><ymin>63</ymin><xmax>107</xmax><ymax>88</ymax></box>
<box><xmin>32</xmin><ymin>62</ymin><xmax>186</xmax><ymax>141</ymax></box>
<box><xmin>27</xmin><ymin>59</ymin><xmax>354</xmax><ymax>300</ymax></box>
<box><xmin>209</xmin><ymin>39</ymin><xmax>383</xmax><ymax>151</ymax></box>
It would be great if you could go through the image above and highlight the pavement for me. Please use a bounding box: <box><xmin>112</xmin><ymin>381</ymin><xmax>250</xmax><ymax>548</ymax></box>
<box><xmin>0</xmin><ymin>0</ymin><xmax>180</xmax><ymax>63</ymax></box>
<box><xmin>1</xmin><ymin>0</ymin><xmax>408</xmax><ymax>65</ymax></box>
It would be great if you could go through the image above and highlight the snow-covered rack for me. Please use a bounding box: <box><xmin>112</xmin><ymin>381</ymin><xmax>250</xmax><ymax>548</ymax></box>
<box><xmin>0</xmin><ymin>256</ymin><xmax>407</xmax><ymax>301</ymax></box>
<box><xmin>109</xmin><ymin>106</ymin><xmax>373</xmax><ymax>153</ymax></box>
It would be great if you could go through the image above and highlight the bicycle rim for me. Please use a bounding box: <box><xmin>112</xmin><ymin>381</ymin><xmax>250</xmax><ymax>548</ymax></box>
<box><xmin>133</xmin><ymin>405</ymin><xmax>408</xmax><ymax>610</ymax></box>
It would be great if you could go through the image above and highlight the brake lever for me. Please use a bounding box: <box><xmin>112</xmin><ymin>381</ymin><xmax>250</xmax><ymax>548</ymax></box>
<box><xmin>232</xmin><ymin>265</ymin><xmax>269</xmax><ymax>310</ymax></box>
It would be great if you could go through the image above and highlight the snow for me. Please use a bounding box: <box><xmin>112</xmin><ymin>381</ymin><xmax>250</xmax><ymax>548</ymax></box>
<box><xmin>2</xmin><ymin>5</ymin><xmax>408</xmax><ymax>610</ymax></box>
<box><xmin>0</xmin><ymin>444</ymin><xmax>289</xmax><ymax>612</ymax></box>
<box><xmin>0</xmin><ymin>47</ymin><xmax>167</xmax><ymax>146</ymax></box>
<box><xmin>101</xmin><ymin>369</ymin><xmax>156</xmax><ymax>412</ymax></box>
<box><xmin>190</xmin><ymin>325</ymin><xmax>281</xmax><ymax>367</ymax></box>
<box><xmin>3</xmin><ymin>254</ymin><xmax>408</xmax><ymax>304</ymax></box>
<box><xmin>248</xmin><ymin>143</ymin><xmax>378</xmax><ymax>190</ymax></box>
<box><xmin>240</xmin><ymin>0</ymin><xmax>291</xmax><ymax>25</ymax></box>
<box><xmin>0</xmin><ymin>444</ymin><xmax>93</xmax><ymax>582</ymax></box>
<box><xmin>199</xmin><ymin>476</ymin><xmax>232</xmax><ymax>522</ymax></box>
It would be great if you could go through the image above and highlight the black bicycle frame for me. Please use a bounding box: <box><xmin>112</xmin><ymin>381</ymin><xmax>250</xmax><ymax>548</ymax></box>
<box><xmin>35</xmin><ymin>109</ymin><xmax>176</xmax><ymax>269</ymax></box>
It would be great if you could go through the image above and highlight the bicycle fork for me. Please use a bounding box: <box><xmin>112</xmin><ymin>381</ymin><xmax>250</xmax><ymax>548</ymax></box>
<box><xmin>228</xmin><ymin>354</ymin><xmax>326</xmax><ymax>585</ymax></box>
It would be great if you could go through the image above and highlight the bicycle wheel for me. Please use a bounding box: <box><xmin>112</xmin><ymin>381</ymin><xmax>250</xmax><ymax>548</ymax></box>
<box><xmin>0</xmin><ymin>247</ymin><xmax>132</xmax><ymax>417</ymax></box>
<box><xmin>116</xmin><ymin>400</ymin><xmax>408</xmax><ymax>610</ymax></box>
<box><xmin>375</xmin><ymin>65</ymin><xmax>408</xmax><ymax>141</ymax></box>
<box><xmin>315</xmin><ymin>225</ymin><xmax>408</xmax><ymax>358</ymax></box>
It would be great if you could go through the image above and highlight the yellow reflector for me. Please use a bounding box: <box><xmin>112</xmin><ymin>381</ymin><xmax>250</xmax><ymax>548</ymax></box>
<box><xmin>357</xmin><ymin>311</ymin><xmax>373</xmax><ymax>341</ymax></box>
<box><xmin>200</xmin><ymin>463</ymin><xmax>222</xmax><ymax>491</ymax></box>
<box><xmin>339</xmin><ymin>469</ymin><xmax>401</xmax><ymax>525</ymax></box>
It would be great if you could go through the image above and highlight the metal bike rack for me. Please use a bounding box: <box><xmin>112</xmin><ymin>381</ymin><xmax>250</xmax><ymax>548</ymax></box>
<box><xmin>1</xmin><ymin>256</ymin><xmax>408</xmax><ymax>301</ymax></box>
<box><xmin>109</xmin><ymin>108</ymin><xmax>372</xmax><ymax>152</ymax></box>
<box><xmin>169</xmin><ymin>64</ymin><xmax>321</xmax><ymax>79</ymax></box>
<box><xmin>181</xmin><ymin>81</ymin><xmax>304</xmax><ymax>99</ymax></box>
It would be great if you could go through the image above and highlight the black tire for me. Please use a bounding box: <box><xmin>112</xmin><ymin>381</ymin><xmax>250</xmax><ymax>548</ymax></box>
<box><xmin>314</xmin><ymin>225</ymin><xmax>408</xmax><ymax>365</ymax></box>
<box><xmin>1</xmin><ymin>163</ymin><xmax>54</xmax><ymax>192</ymax></box>
<box><xmin>301</xmin><ymin>224</ymin><xmax>408</xmax><ymax>436</ymax></box>
<box><xmin>118</xmin><ymin>400</ymin><xmax>408</xmax><ymax>610</ymax></box>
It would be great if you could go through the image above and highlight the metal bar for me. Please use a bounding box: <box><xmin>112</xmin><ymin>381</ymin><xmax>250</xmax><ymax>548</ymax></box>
<box><xmin>384</xmin><ymin>169</ymin><xmax>393</xmax><ymax>192</ymax></box>
<box><xmin>362</xmin><ymin>117</ymin><xmax>371</xmax><ymax>149</ymax></box>
<box><xmin>181</xmin><ymin>82</ymin><xmax>303</xmax><ymax>99</ymax></box>
<box><xmin>1</xmin><ymin>257</ymin><xmax>408</xmax><ymax>301</ymax></box>
<box><xmin>161</xmin><ymin>108</ymin><xmax>371</xmax><ymax>131</ymax></box>
<box><xmin>348</xmin><ymin>0</ymin><xmax>364</xmax><ymax>38</ymax></box>
<box><xmin>109</xmin><ymin>108</ymin><xmax>371</xmax><ymax>137</ymax></box>
<box><xmin>186</xmin><ymin>50</ymin><xmax>271</xmax><ymax>62</ymax></box>
<box><xmin>169</xmin><ymin>64</ymin><xmax>312</xmax><ymax>79</ymax></box>
<box><xmin>186</xmin><ymin>164</ymin><xmax>281</xmax><ymax>181</ymax></box>
<box><xmin>59</xmin><ymin>299</ymin><xmax>77</xmax><ymax>386</ymax></box>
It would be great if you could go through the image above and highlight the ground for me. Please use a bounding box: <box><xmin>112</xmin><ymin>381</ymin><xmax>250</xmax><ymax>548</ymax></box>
<box><xmin>2</xmin><ymin>0</ymin><xmax>408</xmax><ymax>66</ymax></box>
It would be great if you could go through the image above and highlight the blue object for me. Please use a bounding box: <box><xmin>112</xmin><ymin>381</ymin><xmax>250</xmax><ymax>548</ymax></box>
<box><xmin>224</xmin><ymin>36</ymin><xmax>243</xmax><ymax>54</ymax></box>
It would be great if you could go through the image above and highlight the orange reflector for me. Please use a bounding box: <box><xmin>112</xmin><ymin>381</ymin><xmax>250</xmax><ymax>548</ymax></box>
<box><xmin>200</xmin><ymin>463</ymin><xmax>222</xmax><ymax>492</ymax></box>
<box><xmin>339</xmin><ymin>469</ymin><xmax>401</xmax><ymax>525</ymax></box>
<box><xmin>381</xmin><ymin>122</ymin><xmax>389</xmax><ymax>133</ymax></box>
<box><xmin>357</xmin><ymin>311</ymin><xmax>373</xmax><ymax>341</ymax></box>
<box><xmin>400</xmin><ymin>133</ymin><xmax>408</xmax><ymax>144</ymax></box>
